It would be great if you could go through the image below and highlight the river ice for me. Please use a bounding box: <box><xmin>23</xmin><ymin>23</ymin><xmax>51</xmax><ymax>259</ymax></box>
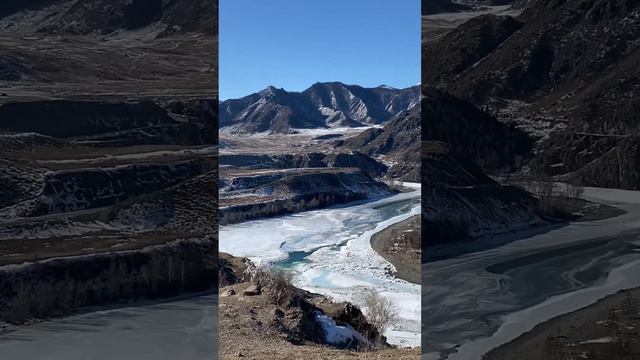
<box><xmin>219</xmin><ymin>184</ymin><xmax>422</xmax><ymax>347</ymax></box>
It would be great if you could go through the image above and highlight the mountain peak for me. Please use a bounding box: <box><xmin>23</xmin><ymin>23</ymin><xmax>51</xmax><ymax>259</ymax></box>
<box><xmin>259</xmin><ymin>85</ymin><xmax>286</xmax><ymax>97</ymax></box>
<box><xmin>308</xmin><ymin>81</ymin><xmax>349</xmax><ymax>89</ymax></box>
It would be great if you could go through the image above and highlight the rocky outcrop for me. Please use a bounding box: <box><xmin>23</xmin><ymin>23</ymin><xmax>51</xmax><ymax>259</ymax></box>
<box><xmin>218</xmin><ymin>253</ymin><xmax>249</xmax><ymax>288</ymax></box>
<box><xmin>315</xmin><ymin>301</ymin><xmax>387</xmax><ymax>347</ymax></box>
<box><xmin>220</xmin><ymin>171</ymin><xmax>389</xmax><ymax>225</ymax></box>
<box><xmin>219</xmin><ymin>253</ymin><xmax>386</xmax><ymax>350</ymax></box>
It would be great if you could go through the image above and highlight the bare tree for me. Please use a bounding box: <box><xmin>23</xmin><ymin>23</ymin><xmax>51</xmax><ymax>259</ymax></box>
<box><xmin>361</xmin><ymin>290</ymin><xmax>399</xmax><ymax>335</ymax></box>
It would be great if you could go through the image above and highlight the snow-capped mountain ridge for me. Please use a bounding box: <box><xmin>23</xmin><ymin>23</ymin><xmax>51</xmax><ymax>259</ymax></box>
<box><xmin>220</xmin><ymin>82</ymin><xmax>420</xmax><ymax>134</ymax></box>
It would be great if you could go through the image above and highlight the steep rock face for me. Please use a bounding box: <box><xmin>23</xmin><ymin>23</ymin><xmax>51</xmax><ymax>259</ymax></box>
<box><xmin>424</xmin><ymin>15</ymin><xmax>523</xmax><ymax>88</ymax></box>
<box><xmin>422</xmin><ymin>144</ymin><xmax>542</xmax><ymax>247</ymax></box>
<box><xmin>219</xmin><ymin>83</ymin><xmax>419</xmax><ymax>134</ymax></box>
<box><xmin>423</xmin><ymin>87</ymin><xmax>533</xmax><ymax>173</ymax></box>
<box><xmin>220</xmin><ymin>171</ymin><xmax>389</xmax><ymax>224</ymax></box>
<box><xmin>303</xmin><ymin>83</ymin><xmax>419</xmax><ymax>126</ymax></box>
<box><xmin>220</xmin><ymin>87</ymin><xmax>325</xmax><ymax>133</ymax></box>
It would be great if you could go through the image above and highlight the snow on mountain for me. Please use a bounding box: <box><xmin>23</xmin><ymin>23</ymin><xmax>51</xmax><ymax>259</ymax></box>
<box><xmin>219</xmin><ymin>82</ymin><xmax>420</xmax><ymax>134</ymax></box>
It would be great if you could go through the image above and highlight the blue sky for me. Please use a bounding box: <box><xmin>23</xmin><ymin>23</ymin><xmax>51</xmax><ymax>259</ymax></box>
<box><xmin>219</xmin><ymin>0</ymin><xmax>420</xmax><ymax>100</ymax></box>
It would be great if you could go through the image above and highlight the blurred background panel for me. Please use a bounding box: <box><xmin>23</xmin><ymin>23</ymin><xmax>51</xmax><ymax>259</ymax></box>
<box><xmin>0</xmin><ymin>1</ymin><xmax>219</xmax><ymax>359</ymax></box>
<box><xmin>422</xmin><ymin>0</ymin><xmax>640</xmax><ymax>359</ymax></box>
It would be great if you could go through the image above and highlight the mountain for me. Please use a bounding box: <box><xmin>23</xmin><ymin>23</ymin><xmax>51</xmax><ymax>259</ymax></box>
<box><xmin>425</xmin><ymin>0</ymin><xmax>640</xmax><ymax>189</ymax></box>
<box><xmin>341</xmin><ymin>102</ymin><xmax>421</xmax><ymax>181</ymax></box>
<box><xmin>219</xmin><ymin>82</ymin><xmax>420</xmax><ymax>134</ymax></box>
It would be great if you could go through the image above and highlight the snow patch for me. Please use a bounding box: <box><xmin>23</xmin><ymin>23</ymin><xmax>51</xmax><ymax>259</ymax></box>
<box><xmin>315</xmin><ymin>311</ymin><xmax>371</xmax><ymax>347</ymax></box>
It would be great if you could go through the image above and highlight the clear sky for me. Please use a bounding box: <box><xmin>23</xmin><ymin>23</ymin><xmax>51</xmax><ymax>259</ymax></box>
<box><xmin>219</xmin><ymin>0</ymin><xmax>420</xmax><ymax>100</ymax></box>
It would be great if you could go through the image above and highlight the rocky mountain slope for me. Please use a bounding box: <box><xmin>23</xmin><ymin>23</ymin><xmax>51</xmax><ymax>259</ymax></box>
<box><xmin>219</xmin><ymin>168</ymin><xmax>389</xmax><ymax>225</ymax></box>
<box><xmin>422</xmin><ymin>141</ymin><xmax>542</xmax><ymax>250</ymax></box>
<box><xmin>220</xmin><ymin>82</ymin><xmax>419</xmax><ymax>134</ymax></box>
<box><xmin>425</xmin><ymin>0</ymin><xmax>640</xmax><ymax>189</ymax></box>
<box><xmin>422</xmin><ymin>87</ymin><xmax>533</xmax><ymax>173</ymax></box>
<box><xmin>0</xmin><ymin>97</ymin><xmax>217</xmax><ymax>262</ymax></box>
<box><xmin>341</xmin><ymin>102</ymin><xmax>421</xmax><ymax>181</ymax></box>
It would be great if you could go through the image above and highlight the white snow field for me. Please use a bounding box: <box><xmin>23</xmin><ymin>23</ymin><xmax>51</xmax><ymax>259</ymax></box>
<box><xmin>423</xmin><ymin>186</ymin><xmax>640</xmax><ymax>360</ymax></box>
<box><xmin>0</xmin><ymin>295</ymin><xmax>217</xmax><ymax>360</ymax></box>
<box><xmin>220</xmin><ymin>183</ymin><xmax>422</xmax><ymax>347</ymax></box>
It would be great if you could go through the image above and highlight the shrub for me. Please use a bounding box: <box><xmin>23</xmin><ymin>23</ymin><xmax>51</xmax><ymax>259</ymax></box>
<box><xmin>361</xmin><ymin>290</ymin><xmax>399</xmax><ymax>336</ymax></box>
<box><xmin>252</xmin><ymin>265</ymin><xmax>296</xmax><ymax>307</ymax></box>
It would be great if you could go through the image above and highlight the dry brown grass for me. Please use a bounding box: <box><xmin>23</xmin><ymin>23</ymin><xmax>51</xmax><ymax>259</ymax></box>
<box><xmin>219</xmin><ymin>281</ymin><xmax>420</xmax><ymax>360</ymax></box>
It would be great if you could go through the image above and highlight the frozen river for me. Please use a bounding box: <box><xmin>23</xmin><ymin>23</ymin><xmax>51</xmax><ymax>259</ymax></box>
<box><xmin>0</xmin><ymin>295</ymin><xmax>217</xmax><ymax>360</ymax></box>
<box><xmin>423</xmin><ymin>187</ymin><xmax>640</xmax><ymax>360</ymax></box>
<box><xmin>220</xmin><ymin>184</ymin><xmax>422</xmax><ymax>347</ymax></box>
